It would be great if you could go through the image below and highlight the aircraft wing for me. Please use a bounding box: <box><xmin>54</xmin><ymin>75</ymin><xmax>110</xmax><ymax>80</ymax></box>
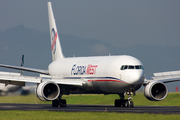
<box><xmin>0</xmin><ymin>71</ymin><xmax>84</xmax><ymax>87</ymax></box>
<box><xmin>39</xmin><ymin>74</ymin><xmax>84</xmax><ymax>86</ymax></box>
<box><xmin>145</xmin><ymin>70</ymin><xmax>180</xmax><ymax>84</ymax></box>
<box><xmin>0</xmin><ymin>71</ymin><xmax>42</xmax><ymax>86</ymax></box>
<box><xmin>0</xmin><ymin>64</ymin><xmax>49</xmax><ymax>75</ymax></box>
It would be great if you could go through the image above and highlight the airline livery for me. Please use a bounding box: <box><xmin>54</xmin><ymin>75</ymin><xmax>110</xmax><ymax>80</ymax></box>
<box><xmin>0</xmin><ymin>2</ymin><xmax>180</xmax><ymax>107</ymax></box>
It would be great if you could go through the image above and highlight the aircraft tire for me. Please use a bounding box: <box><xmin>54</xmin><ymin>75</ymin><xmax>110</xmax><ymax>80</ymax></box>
<box><xmin>60</xmin><ymin>99</ymin><xmax>66</xmax><ymax>107</ymax></box>
<box><xmin>52</xmin><ymin>99</ymin><xmax>59</xmax><ymax>107</ymax></box>
<box><xmin>115</xmin><ymin>99</ymin><xmax>121</xmax><ymax>107</ymax></box>
<box><xmin>125</xmin><ymin>101</ymin><xmax>129</xmax><ymax>107</ymax></box>
<box><xmin>130</xmin><ymin>101</ymin><xmax>134</xmax><ymax>107</ymax></box>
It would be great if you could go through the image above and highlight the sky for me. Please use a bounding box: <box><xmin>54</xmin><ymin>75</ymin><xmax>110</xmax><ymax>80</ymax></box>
<box><xmin>0</xmin><ymin>0</ymin><xmax>180</xmax><ymax>48</ymax></box>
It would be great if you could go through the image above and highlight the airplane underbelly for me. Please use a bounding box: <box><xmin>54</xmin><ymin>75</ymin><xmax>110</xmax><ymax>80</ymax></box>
<box><xmin>83</xmin><ymin>81</ymin><xmax>142</xmax><ymax>94</ymax></box>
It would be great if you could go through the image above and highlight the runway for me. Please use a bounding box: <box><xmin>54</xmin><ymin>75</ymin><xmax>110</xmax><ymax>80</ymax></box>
<box><xmin>0</xmin><ymin>103</ymin><xmax>180</xmax><ymax>114</ymax></box>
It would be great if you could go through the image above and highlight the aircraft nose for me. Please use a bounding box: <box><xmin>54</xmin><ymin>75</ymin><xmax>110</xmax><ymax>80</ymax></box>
<box><xmin>129</xmin><ymin>70</ymin><xmax>144</xmax><ymax>84</ymax></box>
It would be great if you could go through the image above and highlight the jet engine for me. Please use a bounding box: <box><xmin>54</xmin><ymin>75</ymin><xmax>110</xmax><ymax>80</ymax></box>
<box><xmin>35</xmin><ymin>81</ymin><xmax>60</xmax><ymax>101</ymax></box>
<box><xmin>144</xmin><ymin>81</ymin><xmax>168</xmax><ymax>101</ymax></box>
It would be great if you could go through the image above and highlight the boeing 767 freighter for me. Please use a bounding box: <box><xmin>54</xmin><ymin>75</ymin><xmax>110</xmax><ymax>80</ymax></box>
<box><xmin>0</xmin><ymin>2</ymin><xmax>180</xmax><ymax>107</ymax></box>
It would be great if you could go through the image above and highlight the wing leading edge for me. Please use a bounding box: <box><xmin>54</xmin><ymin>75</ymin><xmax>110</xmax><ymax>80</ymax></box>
<box><xmin>144</xmin><ymin>70</ymin><xmax>180</xmax><ymax>84</ymax></box>
<box><xmin>0</xmin><ymin>64</ymin><xmax>49</xmax><ymax>75</ymax></box>
<box><xmin>0</xmin><ymin>71</ymin><xmax>84</xmax><ymax>87</ymax></box>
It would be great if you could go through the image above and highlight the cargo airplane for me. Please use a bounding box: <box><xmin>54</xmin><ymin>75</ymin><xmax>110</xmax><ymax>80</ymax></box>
<box><xmin>0</xmin><ymin>2</ymin><xmax>180</xmax><ymax>107</ymax></box>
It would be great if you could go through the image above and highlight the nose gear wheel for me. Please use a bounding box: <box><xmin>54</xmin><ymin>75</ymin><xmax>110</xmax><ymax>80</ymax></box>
<box><xmin>114</xmin><ymin>92</ymin><xmax>134</xmax><ymax>107</ymax></box>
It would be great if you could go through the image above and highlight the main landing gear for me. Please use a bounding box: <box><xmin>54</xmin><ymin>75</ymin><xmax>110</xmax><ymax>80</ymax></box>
<box><xmin>52</xmin><ymin>94</ymin><xmax>66</xmax><ymax>107</ymax></box>
<box><xmin>114</xmin><ymin>92</ymin><xmax>134</xmax><ymax>107</ymax></box>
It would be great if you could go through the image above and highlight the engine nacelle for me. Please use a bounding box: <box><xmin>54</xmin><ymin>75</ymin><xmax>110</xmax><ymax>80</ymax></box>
<box><xmin>144</xmin><ymin>81</ymin><xmax>168</xmax><ymax>101</ymax></box>
<box><xmin>35</xmin><ymin>81</ymin><xmax>60</xmax><ymax>101</ymax></box>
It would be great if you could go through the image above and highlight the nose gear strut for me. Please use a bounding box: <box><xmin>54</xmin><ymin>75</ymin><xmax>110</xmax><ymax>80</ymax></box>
<box><xmin>114</xmin><ymin>92</ymin><xmax>134</xmax><ymax>107</ymax></box>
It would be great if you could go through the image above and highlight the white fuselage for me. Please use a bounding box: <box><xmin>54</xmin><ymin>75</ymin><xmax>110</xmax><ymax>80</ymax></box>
<box><xmin>48</xmin><ymin>55</ymin><xmax>145</xmax><ymax>94</ymax></box>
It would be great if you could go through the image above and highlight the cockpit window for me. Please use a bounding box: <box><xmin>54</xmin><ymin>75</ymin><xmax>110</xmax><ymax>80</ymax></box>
<box><xmin>128</xmin><ymin>66</ymin><xmax>134</xmax><ymax>69</ymax></box>
<box><xmin>121</xmin><ymin>65</ymin><xmax>128</xmax><ymax>70</ymax></box>
<box><xmin>124</xmin><ymin>65</ymin><xmax>128</xmax><ymax>70</ymax></box>
<box><xmin>121</xmin><ymin>65</ymin><xmax>144</xmax><ymax>70</ymax></box>
<box><xmin>135</xmin><ymin>65</ymin><xmax>144</xmax><ymax>69</ymax></box>
<box><xmin>120</xmin><ymin>66</ymin><xmax>124</xmax><ymax>70</ymax></box>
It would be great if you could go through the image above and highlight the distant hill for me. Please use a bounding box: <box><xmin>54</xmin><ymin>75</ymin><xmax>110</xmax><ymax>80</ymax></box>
<box><xmin>0</xmin><ymin>25</ymin><xmax>180</xmax><ymax>80</ymax></box>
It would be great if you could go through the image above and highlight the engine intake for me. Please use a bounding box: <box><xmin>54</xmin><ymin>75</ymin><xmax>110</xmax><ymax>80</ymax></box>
<box><xmin>144</xmin><ymin>81</ymin><xmax>168</xmax><ymax>101</ymax></box>
<box><xmin>35</xmin><ymin>81</ymin><xmax>60</xmax><ymax>101</ymax></box>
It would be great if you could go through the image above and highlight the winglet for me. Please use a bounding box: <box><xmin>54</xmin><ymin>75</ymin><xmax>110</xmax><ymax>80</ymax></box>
<box><xmin>47</xmin><ymin>2</ymin><xmax>64</xmax><ymax>61</ymax></box>
<box><xmin>20</xmin><ymin>54</ymin><xmax>24</xmax><ymax>75</ymax></box>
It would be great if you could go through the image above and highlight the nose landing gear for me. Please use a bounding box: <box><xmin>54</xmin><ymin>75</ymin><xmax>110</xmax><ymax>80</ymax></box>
<box><xmin>114</xmin><ymin>92</ymin><xmax>134</xmax><ymax>107</ymax></box>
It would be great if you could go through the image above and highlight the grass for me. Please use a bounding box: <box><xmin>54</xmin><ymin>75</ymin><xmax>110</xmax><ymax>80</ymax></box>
<box><xmin>0</xmin><ymin>92</ymin><xmax>180</xmax><ymax>106</ymax></box>
<box><xmin>1</xmin><ymin>93</ymin><xmax>180</xmax><ymax>119</ymax></box>
<box><xmin>0</xmin><ymin>111</ymin><xmax>180</xmax><ymax>120</ymax></box>
<box><xmin>64</xmin><ymin>92</ymin><xmax>180</xmax><ymax>106</ymax></box>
